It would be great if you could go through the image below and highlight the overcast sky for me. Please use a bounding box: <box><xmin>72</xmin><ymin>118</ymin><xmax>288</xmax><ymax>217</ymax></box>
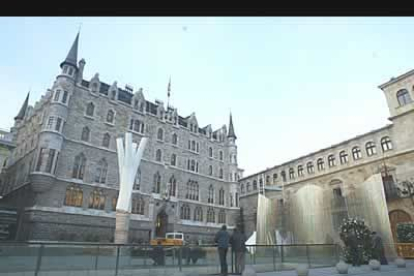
<box><xmin>1</xmin><ymin>17</ymin><xmax>413</xmax><ymax>176</ymax></box>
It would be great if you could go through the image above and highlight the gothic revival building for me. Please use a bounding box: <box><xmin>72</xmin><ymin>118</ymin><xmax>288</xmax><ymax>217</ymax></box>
<box><xmin>239</xmin><ymin>69</ymin><xmax>414</xmax><ymax>243</ymax></box>
<box><xmin>0</xmin><ymin>33</ymin><xmax>242</xmax><ymax>243</ymax></box>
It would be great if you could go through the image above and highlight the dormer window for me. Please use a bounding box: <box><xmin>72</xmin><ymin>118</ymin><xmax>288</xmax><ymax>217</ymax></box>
<box><xmin>63</xmin><ymin>66</ymin><xmax>68</xmax><ymax>74</ymax></box>
<box><xmin>134</xmin><ymin>99</ymin><xmax>139</xmax><ymax>110</ymax></box>
<box><xmin>68</xmin><ymin>67</ymin><xmax>73</xmax><ymax>76</ymax></box>
<box><xmin>91</xmin><ymin>83</ymin><xmax>98</xmax><ymax>93</ymax></box>
<box><xmin>110</xmin><ymin>90</ymin><xmax>117</xmax><ymax>101</ymax></box>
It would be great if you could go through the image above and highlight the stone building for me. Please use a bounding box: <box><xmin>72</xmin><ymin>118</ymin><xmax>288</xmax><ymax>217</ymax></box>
<box><xmin>239</xmin><ymin>69</ymin><xmax>414</xmax><ymax>242</ymax></box>
<box><xmin>0</xmin><ymin>33</ymin><xmax>242</xmax><ymax>243</ymax></box>
<box><xmin>0</xmin><ymin>128</ymin><xmax>14</xmax><ymax>175</ymax></box>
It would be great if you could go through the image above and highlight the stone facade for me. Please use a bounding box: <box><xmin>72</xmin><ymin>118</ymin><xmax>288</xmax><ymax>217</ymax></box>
<box><xmin>239</xmin><ymin>70</ymin><xmax>414</xmax><ymax>241</ymax></box>
<box><xmin>0</xmin><ymin>33</ymin><xmax>241</xmax><ymax>243</ymax></box>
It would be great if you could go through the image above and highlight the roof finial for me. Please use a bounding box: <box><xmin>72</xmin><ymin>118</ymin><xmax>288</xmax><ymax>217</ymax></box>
<box><xmin>78</xmin><ymin>22</ymin><xmax>82</xmax><ymax>33</ymax></box>
<box><xmin>167</xmin><ymin>76</ymin><xmax>171</xmax><ymax>108</ymax></box>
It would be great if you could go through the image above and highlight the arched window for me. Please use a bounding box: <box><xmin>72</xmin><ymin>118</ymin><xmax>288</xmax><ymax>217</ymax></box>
<box><xmin>266</xmin><ymin>175</ymin><xmax>270</xmax><ymax>184</ymax></box>
<box><xmin>208</xmin><ymin>185</ymin><xmax>214</xmax><ymax>203</ymax></box>
<box><xmin>381</xmin><ymin>136</ymin><xmax>393</xmax><ymax>152</ymax></box>
<box><xmin>134</xmin><ymin>99</ymin><xmax>139</xmax><ymax>110</ymax></box>
<box><xmin>88</xmin><ymin>189</ymin><xmax>105</xmax><ymax>210</ymax></box>
<box><xmin>186</xmin><ymin>180</ymin><xmax>199</xmax><ymax>201</ymax></box>
<box><xmin>156</xmin><ymin>149</ymin><xmax>162</xmax><ymax>162</ymax></box>
<box><xmin>169</xmin><ymin>175</ymin><xmax>176</xmax><ymax>197</ymax></box>
<box><xmin>157</xmin><ymin>128</ymin><xmax>164</xmax><ymax>141</ymax></box>
<box><xmin>171</xmin><ymin>154</ymin><xmax>177</xmax><ymax>166</ymax></box>
<box><xmin>396</xmin><ymin>89</ymin><xmax>411</xmax><ymax>106</ymax></box>
<box><xmin>102</xmin><ymin>133</ymin><xmax>110</xmax><ymax>148</ymax></box>
<box><xmin>317</xmin><ymin>158</ymin><xmax>325</xmax><ymax>171</ymax></box>
<box><xmin>194</xmin><ymin>206</ymin><xmax>203</xmax><ymax>222</ymax></box>
<box><xmin>246</xmin><ymin>182</ymin><xmax>251</xmax><ymax>192</ymax></box>
<box><xmin>172</xmin><ymin>133</ymin><xmax>178</xmax><ymax>145</ymax></box>
<box><xmin>106</xmin><ymin>110</ymin><xmax>115</xmax><ymax>123</ymax></box>
<box><xmin>86</xmin><ymin>102</ymin><xmax>95</xmax><ymax>117</ymax></box>
<box><xmin>219</xmin><ymin>168</ymin><xmax>223</xmax><ymax>179</ymax></box>
<box><xmin>81</xmin><ymin>126</ymin><xmax>90</xmax><ymax>142</ymax></box>
<box><xmin>72</xmin><ymin>153</ymin><xmax>86</xmax><ymax>179</ymax></box>
<box><xmin>352</xmin><ymin>147</ymin><xmax>362</xmax><ymax>160</ymax></box>
<box><xmin>134</xmin><ymin>168</ymin><xmax>141</xmax><ymax>190</ymax></box>
<box><xmin>259</xmin><ymin>178</ymin><xmax>264</xmax><ymax>188</ymax></box>
<box><xmin>94</xmin><ymin>158</ymin><xmax>108</xmax><ymax>184</ymax></box>
<box><xmin>180</xmin><ymin>204</ymin><xmax>191</xmax><ymax>220</ymax></box>
<box><xmin>328</xmin><ymin>155</ymin><xmax>336</xmax><ymax>167</ymax></box>
<box><xmin>219</xmin><ymin>151</ymin><xmax>223</xmax><ymax>161</ymax></box>
<box><xmin>209</xmin><ymin>165</ymin><xmax>213</xmax><ymax>176</ymax></box>
<box><xmin>252</xmin><ymin>180</ymin><xmax>257</xmax><ymax>190</ymax></box>
<box><xmin>132</xmin><ymin>197</ymin><xmax>145</xmax><ymax>215</ymax></box>
<box><xmin>298</xmin><ymin>165</ymin><xmax>304</xmax><ymax>177</ymax></box>
<box><xmin>153</xmin><ymin>172</ymin><xmax>161</xmax><ymax>193</ymax></box>
<box><xmin>64</xmin><ymin>185</ymin><xmax>83</xmax><ymax>207</ymax></box>
<box><xmin>273</xmin><ymin>173</ymin><xmax>278</xmax><ymax>183</ymax></box>
<box><xmin>209</xmin><ymin>147</ymin><xmax>213</xmax><ymax>158</ymax></box>
<box><xmin>219</xmin><ymin>188</ymin><xmax>225</xmax><ymax>205</ymax></box>
<box><xmin>339</xmin><ymin>151</ymin><xmax>348</xmax><ymax>164</ymax></box>
<box><xmin>240</xmin><ymin>183</ymin><xmax>245</xmax><ymax>194</ymax></box>
<box><xmin>218</xmin><ymin>209</ymin><xmax>226</xmax><ymax>224</ymax></box>
<box><xmin>289</xmin><ymin>168</ymin><xmax>295</xmax><ymax>179</ymax></box>
<box><xmin>365</xmin><ymin>141</ymin><xmax>377</xmax><ymax>156</ymax></box>
<box><xmin>281</xmin><ymin>171</ymin><xmax>286</xmax><ymax>181</ymax></box>
<box><xmin>207</xmin><ymin>207</ymin><xmax>215</xmax><ymax>223</ymax></box>
<box><xmin>306</xmin><ymin>162</ymin><xmax>314</xmax><ymax>174</ymax></box>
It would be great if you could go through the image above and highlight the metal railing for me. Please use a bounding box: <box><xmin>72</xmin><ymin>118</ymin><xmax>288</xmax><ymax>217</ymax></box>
<box><xmin>0</xmin><ymin>242</ymin><xmax>340</xmax><ymax>276</ymax></box>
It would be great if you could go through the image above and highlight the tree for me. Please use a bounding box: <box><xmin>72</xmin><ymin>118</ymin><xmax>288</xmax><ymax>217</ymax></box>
<box><xmin>339</xmin><ymin>217</ymin><xmax>374</xmax><ymax>264</ymax></box>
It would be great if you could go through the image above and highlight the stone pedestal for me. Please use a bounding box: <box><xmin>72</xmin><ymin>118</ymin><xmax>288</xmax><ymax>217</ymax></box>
<box><xmin>114</xmin><ymin>211</ymin><xmax>131</xmax><ymax>244</ymax></box>
<box><xmin>336</xmin><ymin>261</ymin><xmax>349</xmax><ymax>274</ymax></box>
<box><xmin>369</xmin><ymin>259</ymin><xmax>381</xmax><ymax>270</ymax></box>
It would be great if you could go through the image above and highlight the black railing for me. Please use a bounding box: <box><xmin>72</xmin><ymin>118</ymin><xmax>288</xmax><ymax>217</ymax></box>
<box><xmin>0</xmin><ymin>242</ymin><xmax>340</xmax><ymax>276</ymax></box>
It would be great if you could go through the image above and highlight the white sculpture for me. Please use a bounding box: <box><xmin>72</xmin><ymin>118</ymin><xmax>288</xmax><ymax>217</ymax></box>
<box><xmin>114</xmin><ymin>133</ymin><xmax>148</xmax><ymax>243</ymax></box>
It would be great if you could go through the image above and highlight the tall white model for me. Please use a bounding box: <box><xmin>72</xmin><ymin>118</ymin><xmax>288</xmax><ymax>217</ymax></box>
<box><xmin>114</xmin><ymin>133</ymin><xmax>148</xmax><ymax>244</ymax></box>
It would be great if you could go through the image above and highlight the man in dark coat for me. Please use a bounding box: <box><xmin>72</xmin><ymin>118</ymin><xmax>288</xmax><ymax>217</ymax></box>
<box><xmin>215</xmin><ymin>225</ymin><xmax>230</xmax><ymax>276</ymax></box>
<box><xmin>230</xmin><ymin>227</ymin><xmax>247</xmax><ymax>274</ymax></box>
<box><xmin>372</xmin><ymin>231</ymin><xmax>388</xmax><ymax>265</ymax></box>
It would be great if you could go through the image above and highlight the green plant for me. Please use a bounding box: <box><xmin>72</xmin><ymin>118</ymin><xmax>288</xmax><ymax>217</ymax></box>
<box><xmin>397</xmin><ymin>222</ymin><xmax>414</xmax><ymax>243</ymax></box>
<box><xmin>339</xmin><ymin>217</ymin><xmax>374</xmax><ymax>264</ymax></box>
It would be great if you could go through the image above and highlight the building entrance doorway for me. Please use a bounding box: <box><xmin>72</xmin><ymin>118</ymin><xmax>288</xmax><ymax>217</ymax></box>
<box><xmin>155</xmin><ymin>210</ymin><xmax>168</xmax><ymax>238</ymax></box>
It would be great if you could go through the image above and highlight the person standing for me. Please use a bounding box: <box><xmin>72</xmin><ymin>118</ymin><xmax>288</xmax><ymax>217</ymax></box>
<box><xmin>230</xmin><ymin>227</ymin><xmax>247</xmax><ymax>274</ymax></box>
<box><xmin>215</xmin><ymin>225</ymin><xmax>230</xmax><ymax>276</ymax></box>
<box><xmin>372</xmin><ymin>231</ymin><xmax>388</xmax><ymax>265</ymax></box>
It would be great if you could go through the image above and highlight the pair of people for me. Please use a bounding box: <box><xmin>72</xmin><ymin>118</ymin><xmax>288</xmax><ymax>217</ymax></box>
<box><xmin>215</xmin><ymin>225</ymin><xmax>247</xmax><ymax>276</ymax></box>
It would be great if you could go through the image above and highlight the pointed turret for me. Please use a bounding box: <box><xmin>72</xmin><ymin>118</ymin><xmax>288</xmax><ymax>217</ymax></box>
<box><xmin>14</xmin><ymin>92</ymin><xmax>30</xmax><ymax>120</ymax></box>
<box><xmin>60</xmin><ymin>32</ymin><xmax>79</xmax><ymax>69</ymax></box>
<box><xmin>227</xmin><ymin>113</ymin><xmax>237</xmax><ymax>139</ymax></box>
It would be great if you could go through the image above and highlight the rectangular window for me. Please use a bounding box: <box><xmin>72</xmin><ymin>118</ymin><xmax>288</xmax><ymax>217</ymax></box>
<box><xmin>54</xmin><ymin>90</ymin><xmax>61</xmax><ymax>101</ymax></box>
<box><xmin>45</xmin><ymin>149</ymin><xmax>56</xmax><ymax>173</ymax></box>
<box><xmin>55</xmin><ymin>118</ymin><xmax>62</xmax><ymax>132</ymax></box>
<box><xmin>36</xmin><ymin>148</ymin><xmax>48</xmax><ymax>171</ymax></box>
<box><xmin>62</xmin><ymin>91</ymin><xmax>68</xmax><ymax>104</ymax></box>
<box><xmin>47</xmin><ymin>117</ymin><xmax>55</xmax><ymax>129</ymax></box>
